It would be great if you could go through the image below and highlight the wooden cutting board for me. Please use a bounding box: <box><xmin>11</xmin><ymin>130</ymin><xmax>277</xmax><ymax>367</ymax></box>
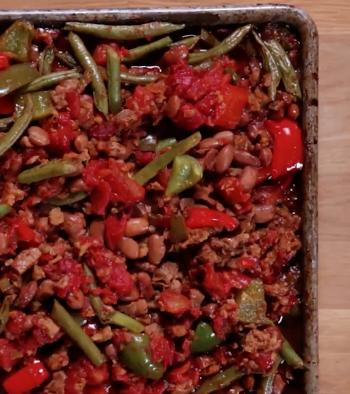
<box><xmin>0</xmin><ymin>0</ymin><xmax>347</xmax><ymax>393</ymax></box>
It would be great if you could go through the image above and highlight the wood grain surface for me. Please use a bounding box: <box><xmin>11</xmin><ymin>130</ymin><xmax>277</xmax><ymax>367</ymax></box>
<box><xmin>0</xmin><ymin>0</ymin><xmax>343</xmax><ymax>392</ymax></box>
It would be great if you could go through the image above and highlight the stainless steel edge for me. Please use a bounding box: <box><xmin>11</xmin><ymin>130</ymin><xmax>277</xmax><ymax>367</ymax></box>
<box><xmin>0</xmin><ymin>5</ymin><xmax>319</xmax><ymax>394</ymax></box>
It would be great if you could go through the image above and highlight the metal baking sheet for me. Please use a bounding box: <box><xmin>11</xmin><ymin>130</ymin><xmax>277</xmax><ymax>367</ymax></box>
<box><xmin>0</xmin><ymin>5</ymin><xmax>318</xmax><ymax>393</ymax></box>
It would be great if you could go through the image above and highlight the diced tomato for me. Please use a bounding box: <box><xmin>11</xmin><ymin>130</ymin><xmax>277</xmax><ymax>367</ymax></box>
<box><xmin>212</xmin><ymin>85</ymin><xmax>249</xmax><ymax>128</ymax></box>
<box><xmin>88</xmin><ymin>121</ymin><xmax>116</xmax><ymax>141</ymax></box>
<box><xmin>0</xmin><ymin>53</ymin><xmax>10</xmax><ymax>70</ymax></box>
<box><xmin>134</xmin><ymin>150</ymin><xmax>156</xmax><ymax>166</ymax></box>
<box><xmin>158</xmin><ymin>290</ymin><xmax>190</xmax><ymax>317</ymax></box>
<box><xmin>144</xmin><ymin>379</ymin><xmax>169</xmax><ymax>394</ymax></box>
<box><xmin>92</xmin><ymin>43</ymin><xmax>130</xmax><ymax>66</ymax></box>
<box><xmin>149</xmin><ymin>335</ymin><xmax>173</xmax><ymax>369</ymax></box>
<box><xmin>43</xmin><ymin>112</ymin><xmax>76</xmax><ymax>155</ymax></box>
<box><xmin>66</xmin><ymin>91</ymin><xmax>81</xmax><ymax>119</ymax></box>
<box><xmin>0</xmin><ymin>95</ymin><xmax>14</xmax><ymax>114</ymax></box>
<box><xmin>126</xmin><ymin>86</ymin><xmax>155</xmax><ymax>115</ymax></box>
<box><xmin>105</xmin><ymin>215</ymin><xmax>127</xmax><ymax>251</ymax></box>
<box><xmin>216</xmin><ymin>177</ymin><xmax>250</xmax><ymax>205</ymax></box>
<box><xmin>236</xmin><ymin>256</ymin><xmax>257</xmax><ymax>269</ymax></box>
<box><xmin>90</xmin><ymin>181</ymin><xmax>111</xmax><ymax>215</ymax></box>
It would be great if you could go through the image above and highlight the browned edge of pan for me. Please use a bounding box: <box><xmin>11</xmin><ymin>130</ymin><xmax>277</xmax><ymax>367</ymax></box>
<box><xmin>0</xmin><ymin>5</ymin><xmax>319</xmax><ymax>393</ymax></box>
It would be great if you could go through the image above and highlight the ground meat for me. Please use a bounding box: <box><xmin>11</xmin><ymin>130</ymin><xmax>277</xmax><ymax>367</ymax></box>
<box><xmin>0</xmin><ymin>20</ymin><xmax>303</xmax><ymax>394</ymax></box>
<box><xmin>46</xmin><ymin>349</ymin><xmax>69</xmax><ymax>371</ymax></box>
<box><xmin>44</xmin><ymin>371</ymin><xmax>67</xmax><ymax>394</ymax></box>
<box><xmin>10</xmin><ymin>248</ymin><xmax>42</xmax><ymax>274</ymax></box>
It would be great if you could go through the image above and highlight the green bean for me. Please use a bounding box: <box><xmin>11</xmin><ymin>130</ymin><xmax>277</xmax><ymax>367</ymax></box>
<box><xmin>0</xmin><ymin>64</ymin><xmax>40</xmax><ymax>97</ymax></box>
<box><xmin>106</xmin><ymin>47</ymin><xmax>122</xmax><ymax>115</ymax></box>
<box><xmin>171</xmin><ymin>36</ymin><xmax>200</xmax><ymax>50</ymax></box>
<box><xmin>124</xmin><ymin>36</ymin><xmax>173</xmax><ymax>63</ymax></box>
<box><xmin>281</xmin><ymin>337</ymin><xmax>304</xmax><ymax>368</ymax></box>
<box><xmin>68</xmin><ymin>32</ymin><xmax>108</xmax><ymax>118</ymax></box>
<box><xmin>0</xmin><ymin>117</ymin><xmax>13</xmax><ymax>131</ymax></box>
<box><xmin>0</xmin><ymin>94</ymin><xmax>32</xmax><ymax>158</ymax></box>
<box><xmin>258</xmin><ymin>356</ymin><xmax>281</xmax><ymax>394</ymax></box>
<box><xmin>193</xmin><ymin>59</ymin><xmax>214</xmax><ymax>70</ymax></box>
<box><xmin>0</xmin><ymin>296</ymin><xmax>11</xmax><ymax>334</ymax></box>
<box><xmin>188</xmin><ymin>24</ymin><xmax>253</xmax><ymax>65</ymax></box>
<box><xmin>134</xmin><ymin>132</ymin><xmax>201</xmax><ymax>185</ymax></box>
<box><xmin>20</xmin><ymin>70</ymin><xmax>82</xmax><ymax>94</ymax></box>
<box><xmin>265</xmin><ymin>40</ymin><xmax>302</xmax><ymax>99</ymax></box>
<box><xmin>47</xmin><ymin>191</ymin><xmax>88</xmax><ymax>206</ymax></box>
<box><xmin>195</xmin><ymin>365</ymin><xmax>244</xmax><ymax>394</ymax></box>
<box><xmin>82</xmin><ymin>263</ymin><xmax>102</xmax><ymax>318</ymax></box>
<box><xmin>252</xmin><ymin>31</ymin><xmax>281</xmax><ymax>101</ymax></box>
<box><xmin>169</xmin><ymin>213</ymin><xmax>188</xmax><ymax>244</ymax></box>
<box><xmin>0</xmin><ymin>20</ymin><xmax>34</xmax><ymax>62</ymax></box>
<box><xmin>165</xmin><ymin>154</ymin><xmax>203</xmax><ymax>196</ymax></box>
<box><xmin>17</xmin><ymin>158</ymin><xmax>82</xmax><ymax>184</ymax></box>
<box><xmin>54</xmin><ymin>49</ymin><xmax>80</xmax><ymax>70</ymax></box>
<box><xmin>15</xmin><ymin>91</ymin><xmax>54</xmax><ymax>120</ymax></box>
<box><xmin>71</xmin><ymin>313</ymin><xmax>88</xmax><ymax>326</ymax></box>
<box><xmin>64</xmin><ymin>21</ymin><xmax>185</xmax><ymax>41</ymax></box>
<box><xmin>83</xmin><ymin>263</ymin><xmax>144</xmax><ymax>333</ymax></box>
<box><xmin>225</xmin><ymin>68</ymin><xmax>241</xmax><ymax>84</ymax></box>
<box><xmin>200</xmin><ymin>28</ymin><xmax>220</xmax><ymax>47</ymax></box>
<box><xmin>156</xmin><ymin>138</ymin><xmax>177</xmax><ymax>152</ymax></box>
<box><xmin>120</xmin><ymin>72</ymin><xmax>160</xmax><ymax>85</ymax></box>
<box><xmin>0</xmin><ymin>204</ymin><xmax>11</xmax><ymax>219</ymax></box>
<box><xmin>39</xmin><ymin>46</ymin><xmax>55</xmax><ymax>75</ymax></box>
<box><xmin>51</xmin><ymin>299</ymin><xmax>104</xmax><ymax>366</ymax></box>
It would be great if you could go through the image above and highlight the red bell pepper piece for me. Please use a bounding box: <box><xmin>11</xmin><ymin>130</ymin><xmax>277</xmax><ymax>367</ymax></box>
<box><xmin>185</xmin><ymin>207</ymin><xmax>239</xmax><ymax>231</ymax></box>
<box><xmin>0</xmin><ymin>96</ymin><xmax>14</xmax><ymax>115</ymax></box>
<box><xmin>2</xmin><ymin>361</ymin><xmax>50</xmax><ymax>394</ymax></box>
<box><xmin>0</xmin><ymin>53</ymin><xmax>10</xmax><ymax>70</ymax></box>
<box><xmin>15</xmin><ymin>223</ymin><xmax>35</xmax><ymax>242</ymax></box>
<box><xmin>105</xmin><ymin>214</ymin><xmax>127</xmax><ymax>251</ymax></box>
<box><xmin>265</xmin><ymin>118</ymin><xmax>303</xmax><ymax>179</ymax></box>
<box><xmin>211</xmin><ymin>85</ymin><xmax>249</xmax><ymax>129</ymax></box>
<box><xmin>66</xmin><ymin>90</ymin><xmax>81</xmax><ymax>119</ymax></box>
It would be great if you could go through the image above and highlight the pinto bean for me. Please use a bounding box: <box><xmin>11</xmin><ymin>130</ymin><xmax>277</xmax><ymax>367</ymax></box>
<box><xmin>288</xmin><ymin>103</ymin><xmax>300</xmax><ymax>120</ymax></box>
<box><xmin>18</xmin><ymin>281</ymin><xmax>38</xmax><ymax>308</ymax></box>
<box><xmin>247</xmin><ymin>121</ymin><xmax>265</xmax><ymax>141</ymax></box>
<box><xmin>74</xmin><ymin>133</ymin><xmax>88</xmax><ymax>152</ymax></box>
<box><xmin>147</xmin><ymin>234</ymin><xmax>166</xmax><ymax>265</ymax></box>
<box><xmin>198</xmin><ymin>138</ymin><xmax>220</xmax><ymax>151</ymax></box>
<box><xmin>259</xmin><ymin>147</ymin><xmax>273</xmax><ymax>167</ymax></box>
<box><xmin>35</xmin><ymin>279</ymin><xmax>55</xmax><ymax>301</ymax></box>
<box><xmin>254</xmin><ymin>204</ymin><xmax>275</xmax><ymax>223</ymax></box>
<box><xmin>214</xmin><ymin>144</ymin><xmax>235</xmax><ymax>174</ymax></box>
<box><xmin>240</xmin><ymin>166</ymin><xmax>258</xmax><ymax>191</ymax></box>
<box><xmin>125</xmin><ymin>218</ymin><xmax>149</xmax><ymax>238</ymax></box>
<box><xmin>165</xmin><ymin>95</ymin><xmax>181</xmax><ymax>118</ymax></box>
<box><xmin>28</xmin><ymin>126</ymin><xmax>50</xmax><ymax>146</ymax></box>
<box><xmin>89</xmin><ymin>220</ymin><xmax>105</xmax><ymax>240</ymax></box>
<box><xmin>213</xmin><ymin>130</ymin><xmax>235</xmax><ymax>144</ymax></box>
<box><xmin>65</xmin><ymin>289</ymin><xmax>85</xmax><ymax>310</ymax></box>
<box><xmin>119</xmin><ymin>237</ymin><xmax>139</xmax><ymax>259</ymax></box>
<box><xmin>233</xmin><ymin>150</ymin><xmax>261</xmax><ymax>167</ymax></box>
